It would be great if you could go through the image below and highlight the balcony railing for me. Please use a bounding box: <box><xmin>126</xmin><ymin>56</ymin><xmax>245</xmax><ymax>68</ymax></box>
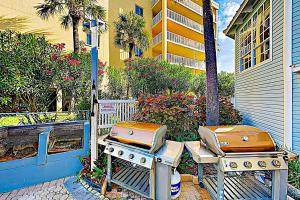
<box><xmin>153</xmin><ymin>32</ymin><xmax>162</xmax><ymax>46</ymax></box>
<box><xmin>152</xmin><ymin>11</ymin><xmax>162</xmax><ymax>26</ymax></box>
<box><xmin>152</xmin><ymin>0</ymin><xmax>159</xmax><ymax>6</ymax></box>
<box><xmin>167</xmin><ymin>31</ymin><xmax>204</xmax><ymax>51</ymax></box>
<box><xmin>167</xmin><ymin>9</ymin><xmax>203</xmax><ymax>33</ymax></box>
<box><xmin>154</xmin><ymin>54</ymin><xmax>162</xmax><ymax>60</ymax></box>
<box><xmin>167</xmin><ymin>53</ymin><xmax>206</xmax><ymax>70</ymax></box>
<box><xmin>174</xmin><ymin>0</ymin><xmax>203</xmax><ymax>15</ymax></box>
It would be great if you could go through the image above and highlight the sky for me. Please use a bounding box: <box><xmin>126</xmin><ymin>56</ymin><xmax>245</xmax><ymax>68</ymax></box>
<box><xmin>215</xmin><ymin>0</ymin><xmax>243</xmax><ymax>72</ymax></box>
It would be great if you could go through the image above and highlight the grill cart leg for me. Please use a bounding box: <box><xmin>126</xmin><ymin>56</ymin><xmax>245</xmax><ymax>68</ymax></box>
<box><xmin>272</xmin><ymin>169</ymin><xmax>288</xmax><ymax>200</ymax></box>
<box><xmin>217</xmin><ymin>168</ymin><xmax>225</xmax><ymax>200</ymax></box>
<box><xmin>197</xmin><ymin>164</ymin><xmax>205</xmax><ymax>188</ymax></box>
<box><xmin>156</xmin><ymin>162</ymin><xmax>172</xmax><ymax>200</ymax></box>
<box><xmin>107</xmin><ymin>154</ymin><xmax>112</xmax><ymax>192</ymax></box>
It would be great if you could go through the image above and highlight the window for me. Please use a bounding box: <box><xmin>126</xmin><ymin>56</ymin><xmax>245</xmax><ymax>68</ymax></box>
<box><xmin>239</xmin><ymin>0</ymin><xmax>271</xmax><ymax>71</ymax></box>
<box><xmin>135</xmin><ymin>5</ymin><xmax>143</xmax><ymax>17</ymax></box>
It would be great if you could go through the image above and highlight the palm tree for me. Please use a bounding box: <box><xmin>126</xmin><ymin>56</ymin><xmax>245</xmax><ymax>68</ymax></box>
<box><xmin>36</xmin><ymin>0</ymin><xmax>106</xmax><ymax>54</ymax></box>
<box><xmin>203</xmin><ymin>0</ymin><xmax>220</xmax><ymax>125</ymax></box>
<box><xmin>114</xmin><ymin>12</ymin><xmax>149</xmax><ymax>58</ymax></box>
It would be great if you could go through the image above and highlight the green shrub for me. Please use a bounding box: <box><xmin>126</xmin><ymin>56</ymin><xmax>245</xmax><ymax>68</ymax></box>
<box><xmin>125</xmin><ymin>58</ymin><xmax>192</xmax><ymax>98</ymax></box>
<box><xmin>288</xmin><ymin>160</ymin><xmax>300</xmax><ymax>189</ymax></box>
<box><xmin>134</xmin><ymin>92</ymin><xmax>242</xmax><ymax>140</ymax></box>
<box><xmin>103</xmin><ymin>66</ymin><xmax>127</xmax><ymax>99</ymax></box>
<box><xmin>190</xmin><ymin>71</ymin><xmax>235</xmax><ymax>98</ymax></box>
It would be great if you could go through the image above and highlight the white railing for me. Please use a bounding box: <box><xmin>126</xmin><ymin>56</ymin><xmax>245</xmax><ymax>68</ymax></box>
<box><xmin>154</xmin><ymin>54</ymin><xmax>162</xmax><ymax>60</ymax></box>
<box><xmin>167</xmin><ymin>53</ymin><xmax>206</xmax><ymax>70</ymax></box>
<box><xmin>153</xmin><ymin>32</ymin><xmax>162</xmax><ymax>46</ymax></box>
<box><xmin>152</xmin><ymin>0</ymin><xmax>159</xmax><ymax>6</ymax></box>
<box><xmin>174</xmin><ymin>0</ymin><xmax>203</xmax><ymax>15</ymax></box>
<box><xmin>98</xmin><ymin>100</ymin><xmax>138</xmax><ymax>129</ymax></box>
<box><xmin>152</xmin><ymin>11</ymin><xmax>162</xmax><ymax>26</ymax></box>
<box><xmin>167</xmin><ymin>9</ymin><xmax>203</xmax><ymax>33</ymax></box>
<box><xmin>167</xmin><ymin>31</ymin><xmax>204</xmax><ymax>51</ymax></box>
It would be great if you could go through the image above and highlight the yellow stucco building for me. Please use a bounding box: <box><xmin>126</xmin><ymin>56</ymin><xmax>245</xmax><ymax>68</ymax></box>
<box><xmin>0</xmin><ymin>0</ymin><xmax>218</xmax><ymax>72</ymax></box>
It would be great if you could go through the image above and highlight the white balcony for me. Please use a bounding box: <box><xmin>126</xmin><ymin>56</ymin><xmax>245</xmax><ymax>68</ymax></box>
<box><xmin>167</xmin><ymin>31</ymin><xmax>204</xmax><ymax>52</ymax></box>
<box><xmin>153</xmin><ymin>32</ymin><xmax>162</xmax><ymax>46</ymax></box>
<box><xmin>152</xmin><ymin>11</ymin><xmax>162</xmax><ymax>26</ymax></box>
<box><xmin>173</xmin><ymin>0</ymin><xmax>203</xmax><ymax>15</ymax></box>
<box><xmin>154</xmin><ymin>54</ymin><xmax>162</xmax><ymax>60</ymax></box>
<box><xmin>167</xmin><ymin>53</ymin><xmax>206</xmax><ymax>70</ymax></box>
<box><xmin>167</xmin><ymin>9</ymin><xmax>203</xmax><ymax>33</ymax></box>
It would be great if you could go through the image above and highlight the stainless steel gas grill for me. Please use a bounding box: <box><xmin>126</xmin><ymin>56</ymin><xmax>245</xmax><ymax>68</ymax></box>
<box><xmin>98</xmin><ymin>121</ymin><xmax>184</xmax><ymax>200</ymax></box>
<box><xmin>185</xmin><ymin>125</ymin><xmax>289</xmax><ymax>200</ymax></box>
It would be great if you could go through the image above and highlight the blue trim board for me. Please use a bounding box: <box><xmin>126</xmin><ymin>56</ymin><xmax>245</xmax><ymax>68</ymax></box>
<box><xmin>0</xmin><ymin>122</ymin><xmax>90</xmax><ymax>193</ymax></box>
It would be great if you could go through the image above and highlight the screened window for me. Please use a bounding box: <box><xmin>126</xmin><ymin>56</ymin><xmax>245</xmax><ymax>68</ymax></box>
<box><xmin>135</xmin><ymin>5</ymin><xmax>143</xmax><ymax>17</ymax></box>
<box><xmin>239</xmin><ymin>0</ymin><xmax>271</xmax><ymax>71</ymax></box>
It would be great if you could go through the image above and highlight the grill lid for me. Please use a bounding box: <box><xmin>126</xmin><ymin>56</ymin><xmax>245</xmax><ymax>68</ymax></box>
<box><xmin>198</xmin><ymin>125</ymin><xmax>276</xmax><ymax>155</ymax></box>
<box><xmin>109</xmin><ymin>121</ymin><xmax>167</xmax><ymax>153</ymax></box>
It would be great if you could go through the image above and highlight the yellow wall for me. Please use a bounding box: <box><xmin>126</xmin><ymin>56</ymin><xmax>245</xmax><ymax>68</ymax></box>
<box><xmin>0</xmin><ymin>0</ymin><xmax>153</xmax><ymax>68</ymax></box>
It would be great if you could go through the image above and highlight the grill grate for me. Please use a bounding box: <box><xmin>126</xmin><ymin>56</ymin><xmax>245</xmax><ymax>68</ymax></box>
<box><xmin>112</xmin><ymin>164</ymin><xmax>150</xmax><ymax>198</ymax></box>
<box><xmin>203</xmin><ymin>175</ymin><xmax>271</xmax><ymax>200</ymax></box>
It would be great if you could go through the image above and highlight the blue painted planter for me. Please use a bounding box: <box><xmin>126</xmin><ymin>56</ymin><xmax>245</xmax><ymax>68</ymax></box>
<box><xmin>0</xmin><ymin>122</ymin><xmax>90</xmax><ymax>193</ymax></box>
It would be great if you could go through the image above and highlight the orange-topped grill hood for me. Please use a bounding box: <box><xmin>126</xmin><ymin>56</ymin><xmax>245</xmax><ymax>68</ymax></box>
<box><xmin>109</xmin><ymin>121</ymin><xmax>167</xmax><ymax>153</ymax></box>
<box><xmin>198</xmin><ymin>125</ymin><xmax>276</xmax><ymax>155</ymax></box>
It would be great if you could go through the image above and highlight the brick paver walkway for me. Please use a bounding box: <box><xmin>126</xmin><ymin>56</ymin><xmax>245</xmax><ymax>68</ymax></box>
<box><xmin>0</xmin><ymin>177</ymin><xmax>73</xmax><ymax>200</ymax></box>
<box><xmin>0</xmin><ymin>178</ymin><xmax>211</xmax><ymax>200</ymax></box>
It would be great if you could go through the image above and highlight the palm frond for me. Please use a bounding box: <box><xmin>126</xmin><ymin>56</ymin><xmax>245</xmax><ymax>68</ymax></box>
<box><xmin>35</xmin><ymin>0</ymin><xmax>65</xmax><ymax>20</ymax></box>
<box><xmin>60</xmin><ymin>14</ymin><xmax>72</xmax><ymax>29</ymax></box>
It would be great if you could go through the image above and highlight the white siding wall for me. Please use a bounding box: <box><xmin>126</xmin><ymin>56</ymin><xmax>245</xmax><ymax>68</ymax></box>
<box><xmin>234</xmin><ymin>0</ymin><xmax>285</xmax><ymax>144</ymax></box>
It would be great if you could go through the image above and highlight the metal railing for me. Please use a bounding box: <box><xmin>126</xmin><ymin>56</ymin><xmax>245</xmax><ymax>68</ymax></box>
<box><xmin>153</xmin><ymin>32</ymin><xmax>162</xmax><ymax>46</ymax></box>
<box><xmin>167</xmin><ymin>31</ymin><xmax>205</xmax><ymax>51</ymax></box>
<box><xmin>98</xmin><ymin>100</ymin><xmax>138</xmax><ymax>129</ymax></box>
<box><xmin>167</xmin><ymin>9</ymin><xmax>203</xmax><ymax>33</ymax></box>
<box><xmin>152</xmin><ymin>0</ymin><xmax>159</xmax><ymax>6</ymax></box>
<box><xmin>152</xmin><ymin>11</ymin><xmax>162</xmax><ymax>26</ymax></box>
<box><xmin>174</xmin><ymin>0</ymin><xmax>203</xmax><ymax>15</ymax></box>
<box><xmin>167</xmin><ymin>53</ymin><xmax>206</xmax><ymax>70</ymax></box>
<box><xmin>0</xmin><ymin>110</ymin><xmax>90</xmax><ymax>126</ymax></box>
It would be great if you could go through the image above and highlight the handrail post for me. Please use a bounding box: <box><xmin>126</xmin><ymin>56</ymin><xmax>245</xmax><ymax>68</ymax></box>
<box><xmin>37</xmin><ymin>128</ymin><xmax>52</xmax><ymax>165</ymax></box>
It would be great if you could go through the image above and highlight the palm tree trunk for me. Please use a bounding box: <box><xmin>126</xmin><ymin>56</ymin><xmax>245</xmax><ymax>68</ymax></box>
<box><xmin>72</xmin><ymin>16</ymin><xmax>80</xmax><ymax>54</ymax></box>
<box><xmin>203</xmin><ymin>0</ymin><xmax>219</xmax><ymax>126</ymax></box>
<box><xmin>129</xmin><ymin>43</ymin><xmax>134</xmax><ymax>58</ymax></box>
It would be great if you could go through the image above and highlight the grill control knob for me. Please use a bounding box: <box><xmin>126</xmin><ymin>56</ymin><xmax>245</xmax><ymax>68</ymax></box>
<box><xmin>140</xmin><ymin>157</ymin><xmax>146</xmax><ymax>164</ymax></box>
<box><xmin>118</xmin><ymin>150</ymin><xmax>124</xmax><ymax>156</ymax></box>
<box><xmin>272</xmin><ymin>160</ymin><xmax>281</xmax><ymax>168</ymax></box>
<box><xmin>243</xmin><ymin>161</ymin><xmax>252</xmax><ymax>168</ymax></box>
<box><xmin>258</xmin><ymin>161</ymin><xmax>267</xmax><ymax>168</ymax></box>
<box><xmin>229</xmin><ymin>162</ymin><xmax>238</xmax><ymax>169</ymax></box>
<box><xmin>129</xmin><ymin>154</ymin><xmax>134</xmax><ymax>159</ymax></box>
<box><xmin>108</xmin><ymin>147</ymin><xmax>114</xmax><ymax>153</ymax></box>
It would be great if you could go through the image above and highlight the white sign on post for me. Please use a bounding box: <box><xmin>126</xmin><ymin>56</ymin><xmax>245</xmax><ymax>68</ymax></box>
<box><xmin>100</xmin><ymin>103</ymin><xmax>116</xmax><ymax>114</ymax></box>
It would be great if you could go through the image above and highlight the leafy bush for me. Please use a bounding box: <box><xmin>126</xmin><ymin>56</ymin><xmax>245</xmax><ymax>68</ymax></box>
<box><xmin>134</xmin><ymin>92</ymin><xmax>242</xmax><ymax>140</ymax></box>
<box><xmin>125</xmin><ymin>58</ymin><xmax>192</xmax><ymax>98</ymax></box>
<box><xmin>103</xmin><ymin>66</ymin><xmax>127</xmax><ymax>99</ymax></box>
<box><xmin>289</xmin><ymin>160</ymin><xmax>300</xmax><ymax>189</ymax></box>
<box><xmin>133</xmin><ymin>92</ymin><xmax>198</xmax><ymax>140</ymax></box>
<box><xmin>190</xmin><ymin>71</ymin><xmax>235</xmax><ymax>97</ymax></box>
<box><xmin>195</xmin><ymin>96</ymin><xmax>242</xmax><ymax>126</ymax></box>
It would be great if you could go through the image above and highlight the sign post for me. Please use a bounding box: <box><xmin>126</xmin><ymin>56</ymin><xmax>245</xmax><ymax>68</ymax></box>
<box><xmin>83</xmin><ymin>19</ymin><xmax>105</xmax><ymax>170</ymax></box>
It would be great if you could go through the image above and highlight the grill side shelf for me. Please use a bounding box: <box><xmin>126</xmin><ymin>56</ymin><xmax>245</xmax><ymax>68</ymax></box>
<box><xmin>112</xmin><ymin>164</ymin><xmax>151</xmax><ymax>198</ymax></box>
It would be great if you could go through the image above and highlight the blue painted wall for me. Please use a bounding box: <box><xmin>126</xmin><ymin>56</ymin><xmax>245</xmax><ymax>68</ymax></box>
<box><xmin>292</xmin><ymin>0</ymin><xmax>300</xmax><ymax>154</ymax></box>
<box><xmin>0</xmin><ymin>122</ymin><xmax>90</xmax><ymax>193</ymax></box>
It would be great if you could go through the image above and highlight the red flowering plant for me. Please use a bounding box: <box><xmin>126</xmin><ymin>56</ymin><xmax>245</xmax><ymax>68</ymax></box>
<box><xmin>50</xmin><ymin>45</ymin><xmax>106</xmax><ymax>110</ymax></box>
<box><xmin>133</xmin><ymin>92</ymin><xmax>199</xmax><ymax>140</ymax></box>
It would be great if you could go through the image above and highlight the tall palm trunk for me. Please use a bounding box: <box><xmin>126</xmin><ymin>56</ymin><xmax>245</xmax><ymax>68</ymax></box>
<box><xmin>72</xmin><ymin>16</ymin><xmax>80</xmax><ymax>54</ymax></box>
<box><xmin>203</xmin><ymin>0</ymin><xmax>219</xmax><ymax>126</ymax></box>
<box><xmin>129</xmin><ymin>43</ymin><xmax>134</xmax><ymax>58</ymax></box>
